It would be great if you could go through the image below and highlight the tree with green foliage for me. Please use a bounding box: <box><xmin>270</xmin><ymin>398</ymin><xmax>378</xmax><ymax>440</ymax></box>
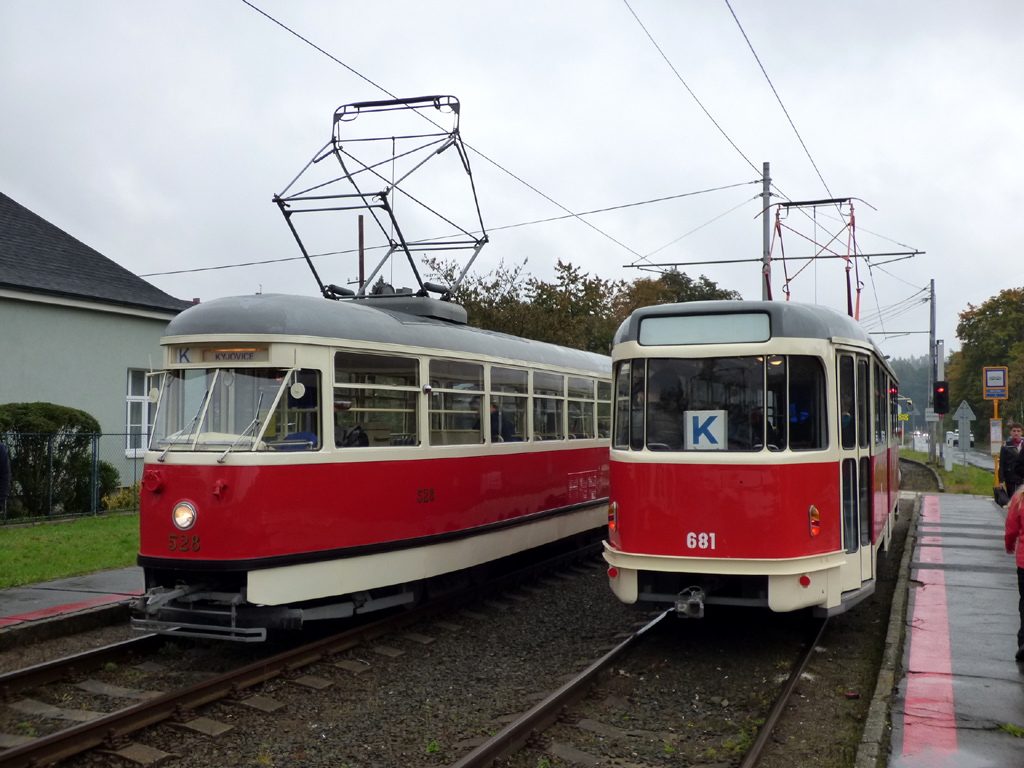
<box><xmin>425</xmin><ymin>259</ymin><xmax>739</xmax><ymax>355</ymax></box>
<box><xmin>889</xmin><ymin>355</ymin><xmax>931</xmax><ymax>434</ymax></box>
<box><xmin>0</xmin><ymin>402</ymin><xmax>118</xmax><ymax>519</ymax></box>
<box><xmin>949</xmin><ymin>288</ymin><xmax>1024</xmax><ymax>434</ymax></box>
<box><xmin>526</xmin><ymin>261</ymin><xmax>624</xmax><ymax>353</ymax></box>
<box><xmin>610</xmin><ymin>269</ymin><xmax>740</xmax><ymax>330</ymax></box>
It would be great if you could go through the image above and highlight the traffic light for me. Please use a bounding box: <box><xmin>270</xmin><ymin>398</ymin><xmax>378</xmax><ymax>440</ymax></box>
<box><xmin>934</xmin><ymin>380</ymin><xmax>949</xmax><ymax>414</ymax></box>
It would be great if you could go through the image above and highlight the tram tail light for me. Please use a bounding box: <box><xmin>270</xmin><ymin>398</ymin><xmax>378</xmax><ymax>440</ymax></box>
<box><xmin>808</xmin><ymin>505</ymin><xmax>820</xmax><ymax>537</ymax></box>
<box><xmin>608</xmin><ymin>501</ymin><xmax>618</xmax><ymax>532</ymax></box>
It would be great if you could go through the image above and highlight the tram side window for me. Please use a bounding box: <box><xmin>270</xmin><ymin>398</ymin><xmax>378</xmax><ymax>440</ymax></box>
<box><xmin>533</xmin><ymin>372</ymin><xmax>564</xmax><ymax>440</ymax></box>
<box><xmin>568</xmin><ymin>377</ymin><xmax>595</xmax><ymax>438</ymax></box>
<box><xmin>788</xmin><ymin>357</ymin><xmax>827</xmax><ymax>451</ymax></box>
<box><xmin>842</xmin><ymin>458</ymin><xmax>858</xmax><ymax>554</ymax></box>
<box><xmin>860</xmin><ymin>455</ymin><xmax>872</xmax><ymax>546</ymax></box>
<box><xmin>839</xmin><ymin>356</ymin><xmax>856</xmax><ymax>449</ymax></box>
<box><xmin>597</xmin><ymin>380</ymin><xmax>613</xmax><ymax>439</ymax></box>
<box><xmin>873</xmin><ymin>361</ymin><xmax>887</xmax><ymax>446</ymax></box>
<box><xmin>613</xmin><ymin>362</ymin><xmax>631</xmax><ymax>449</ymax></box>
<box><xmin>857</xmin><ymin>359</ymin><xmax>869</xmax><ymax>449</ymax></box>
<box><xmin>491</xmin><ymin>367</ymin><xmax>527</xmax><ymax>442</ymax></box>
<box><xmin>890</xmin><ymin>379</ymin><xmax>899</xmax><ymax>441</ymax></box>
<box><xmin>334</xmin><ymin>351</ymin><xmax>419</xmax><ymax>447</ymax></box>
<box><xmin>430</xmin><ymin>360</ymin><xmax>484</xmax><ymax>445</ymax></box>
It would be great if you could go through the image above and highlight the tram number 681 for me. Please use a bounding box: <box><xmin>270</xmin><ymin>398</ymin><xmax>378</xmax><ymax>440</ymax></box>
<box><xmin>686</xmin><ymin>532</ymin><xmax>716</xmax><ymax>550</ymax></box>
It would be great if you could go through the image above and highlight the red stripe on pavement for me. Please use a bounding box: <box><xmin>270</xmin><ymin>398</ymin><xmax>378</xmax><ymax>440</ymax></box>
<box><xmin>2</xmin><ymin>594</ymin><xmax>131</xmax><ymax>624</ymax></box>
<box><xmin>902</xmin><ymin>495</ymin><xmax>957</xmax><ymax>762</ymax></box>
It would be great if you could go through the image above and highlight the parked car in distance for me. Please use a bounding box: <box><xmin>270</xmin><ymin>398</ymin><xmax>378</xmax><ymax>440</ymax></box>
<box><xmin>946</xmin><ymin>429</ymin><xmax>975</xmax><ymax>448</ymax></box>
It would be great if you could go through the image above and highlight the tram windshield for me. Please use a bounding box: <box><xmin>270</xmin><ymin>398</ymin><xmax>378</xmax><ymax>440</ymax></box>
<box><xmin>150</xmin><ymin>367</ymin><xmax>321</xmax><ymax>454</ymax></box>
<box><xmin>613</xmin><ymin>355</ymin><xmax>827</xmax><ymax>452</ymax></box>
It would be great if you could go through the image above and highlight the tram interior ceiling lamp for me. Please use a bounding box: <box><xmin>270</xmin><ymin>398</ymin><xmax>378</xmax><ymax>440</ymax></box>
<box><xmin>934</xmin><ymin>380</ymin><xmax>950</xmax><ymax>415</ymax></box>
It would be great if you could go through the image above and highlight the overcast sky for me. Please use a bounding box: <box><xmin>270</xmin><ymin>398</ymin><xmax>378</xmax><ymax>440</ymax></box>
<box><xmin>3</xmin><ymin>1</ymin><xmax>1022</xmax><ymax>363</ymax></box>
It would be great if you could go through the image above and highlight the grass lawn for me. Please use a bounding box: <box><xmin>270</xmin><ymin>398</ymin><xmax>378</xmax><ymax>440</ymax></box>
<box><xmin>0</xmin><ymin>513</ymin><xmax>139</xmax><ymax>589</ymax></box>
<box><xmin>901</xmin><ymin>448</ymin><xmax>998</xmax><ymax>496</ymax></box>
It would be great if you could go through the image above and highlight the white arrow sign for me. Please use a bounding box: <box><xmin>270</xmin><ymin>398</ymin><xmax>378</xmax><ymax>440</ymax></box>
<box><xmin>953</xmin><ymin>400</ymin><xmax>976</xmax><ymax>421</ymax></box>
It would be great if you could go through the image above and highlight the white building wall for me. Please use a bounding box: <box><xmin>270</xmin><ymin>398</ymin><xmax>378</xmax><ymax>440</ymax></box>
<box><xmin>0</xmin><ymin>294</ymin><xmax>176</xmax><ymax>489</ymax></box>
<box><xmin>1</xmin><ymin>295</ymin><xmax>172</xmax><ymax>431</ymax></box>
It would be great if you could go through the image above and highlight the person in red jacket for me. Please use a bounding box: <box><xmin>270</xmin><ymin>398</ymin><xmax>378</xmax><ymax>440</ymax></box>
<box><xmin>1006</xmin><ymin>489</ymin><xmax>1024</xmax><ymax>661</ymax></box>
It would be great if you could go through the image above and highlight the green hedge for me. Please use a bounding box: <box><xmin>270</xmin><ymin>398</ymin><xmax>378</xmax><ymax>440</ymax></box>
<box><xmin>0</xmin><ymin>402</ymin><xmax>118</xmax><ymax>518</ymax></box>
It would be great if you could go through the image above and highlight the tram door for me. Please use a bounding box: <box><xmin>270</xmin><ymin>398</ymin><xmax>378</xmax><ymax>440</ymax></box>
<box><xmin>838</xmin><ymin>352</ymin><xmax>874</xmax><ymax>590</ymax></box>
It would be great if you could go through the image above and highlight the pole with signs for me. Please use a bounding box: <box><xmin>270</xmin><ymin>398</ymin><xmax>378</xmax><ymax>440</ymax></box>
<box><xmin>984</xmin><ymin>366</ymin><xmax>1008</xmax><ymax>494</ymax></box>
<box><xmin>953</xmin><ymin>400</ymin><xmax>975</xmax><ymax>467</ymax></box>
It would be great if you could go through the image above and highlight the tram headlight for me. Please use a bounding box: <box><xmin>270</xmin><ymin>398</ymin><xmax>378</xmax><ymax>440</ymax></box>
<box><xmin>172</xmin><ymin>501</ymin><xmax>197</xmax><ymax>530</ymax></box>
<box><xmin>808</xmin><ymin>505</ymin><xmax>820</xmax><ymax>537</ymax></box>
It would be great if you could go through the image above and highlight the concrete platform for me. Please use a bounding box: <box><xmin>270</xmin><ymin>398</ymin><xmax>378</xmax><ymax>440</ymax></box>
<box><xmin>887</xmin><ymin>494</ymin><xmax>1024</xmax><ymax>767</ymax></box>
<box><xmin>0</xmin><ymin>566</ymin><xmax>142</xmax><ymax>650</ymax></box>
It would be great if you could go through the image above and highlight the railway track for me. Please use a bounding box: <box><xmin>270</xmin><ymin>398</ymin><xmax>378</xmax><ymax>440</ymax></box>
<box><xmin>0</xmin><ymin>543</ymin><xmax>602</xmax><ymax>768</ymax></box>
<box><xmin>2</xmin><ymin>510</ymin><xmax>904</xmax><ymax>768</ymax></box>
<box><xmin>451</xmin><ymin>614</ymin><xmax>830</xmax><ymax>768</ymax></box>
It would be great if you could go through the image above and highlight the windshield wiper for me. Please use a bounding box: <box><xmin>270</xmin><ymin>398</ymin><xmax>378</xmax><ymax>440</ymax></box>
<box><xmin>158</xmin><ymin>384</ymin><xmax>213</xmax><ymax>462</ymax></box>
<box><xmin>217</xmin><ymin>392</ymin><xmax>265</xmax><ymax>463</ymax></box>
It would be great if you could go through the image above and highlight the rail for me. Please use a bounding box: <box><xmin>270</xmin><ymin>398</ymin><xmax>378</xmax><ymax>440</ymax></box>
<box><xmin>450</xmin><ymin>614</ymin><xmax>830</xmax><ymax>768</ymax></box>
<box><xmin>0</xmin><ymin>542</ymin><xmax>600</xmax><ymax>768</ymax></box>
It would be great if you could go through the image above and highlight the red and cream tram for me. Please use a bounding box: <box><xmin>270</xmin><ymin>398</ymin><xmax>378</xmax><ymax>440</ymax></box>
<box><xmin>134</xmin><ymin>292</ymin><xmax>611</xmax><ymax>640</ymax></box>
<box><xmin>603</xmin><ymin>300</ymin><xmax>899</xmax><ymax>617</ymax></box>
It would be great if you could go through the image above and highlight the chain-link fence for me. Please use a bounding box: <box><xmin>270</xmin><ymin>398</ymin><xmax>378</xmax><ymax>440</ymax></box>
<box><xmin>1</xmin><ymin>433</ymin><xmax>145</xmax><ymax>525</ymax></box>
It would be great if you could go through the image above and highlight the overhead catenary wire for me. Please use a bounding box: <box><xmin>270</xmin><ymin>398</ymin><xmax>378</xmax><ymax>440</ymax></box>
<box><xmin>860</xmin><ymin>287</ymin><xmax>930</xmax><ymax>326</ymax></box>
<box><xmin>254</xmin><ymin>0</ymin><xmax>849</xmax><ymax>284</ymax></box>
<box><xmin>490</xmin><ymin>181</ymin><xmax>758</xmax><ymax>233</ymax></box>
<box><xmin>724</xmin><ymin>0</ymin><xmax>833</xmax><ymax>199</ymax></box>
<box><xmin>242</xmin><ymin>0</ymin><xmax>647</xmax><ymax>260</ymax></box>
<box><xmin>619</xmin><ymin>0</ymin><xmax>929</xmax><ymax>344</ymax></box>
<box><xmin>621</xmin><ymin>0</ymin><xmax>760</xmax><ymax>177</ymax></box>
<box><xmin>237</xmin><ymin>0</ymin><xmax>921</xmax><ymax>330</ymax></box>
<box><xmin>140</xmin><ymin>185</ymin><xmax>750</xmax><ymax>278</ymax></box>
<box><xmin>627</xmin><ymin>0</ymin><xmax>922</xmax><ymax>319</ymax></box>
<box><xmin>640</xmin><ymin>195</ymin><xmax>760</xmax><ymax>263</ymax></box>
<box><xmin>620</xmin><ymin>0</ymin><xmax>861</xmax><ymax>281</ymax></box>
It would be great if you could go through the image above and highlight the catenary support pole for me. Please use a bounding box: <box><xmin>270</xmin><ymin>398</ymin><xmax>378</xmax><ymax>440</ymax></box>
<box><xmin>928</xmin><ymin>279</ymin><xmax>937</xmax><ymax>464</ymax></box>
<box><xmin>761</xmin><ymin>162</ymin><xmax>771</xmax><ymax>301</ymax></box>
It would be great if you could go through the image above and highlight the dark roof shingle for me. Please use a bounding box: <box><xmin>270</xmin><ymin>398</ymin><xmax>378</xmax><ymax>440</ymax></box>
<box><xmin>0</xmin><ymin>191</ymin><xmax>192</xmax><ymax>313</ymax></box>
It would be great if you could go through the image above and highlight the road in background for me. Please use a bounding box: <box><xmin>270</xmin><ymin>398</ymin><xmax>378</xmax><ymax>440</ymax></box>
<box><xmin>937</xmin><ymin>444</ymin><xmax>994</xmax><ymax>473</ymax></box>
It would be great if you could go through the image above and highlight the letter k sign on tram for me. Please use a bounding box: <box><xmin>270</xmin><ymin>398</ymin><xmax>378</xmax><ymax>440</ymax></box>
<box><xmin>685</xmin><ymin>410</ymin><xmax>727</xmax><ymax>450</ymax></box>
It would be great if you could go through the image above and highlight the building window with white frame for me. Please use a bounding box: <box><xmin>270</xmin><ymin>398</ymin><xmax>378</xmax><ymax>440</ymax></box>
<box><xmin>126</xmin><ymin>369</ymin><xmax>153</xmax><ymax>458</ymax></box>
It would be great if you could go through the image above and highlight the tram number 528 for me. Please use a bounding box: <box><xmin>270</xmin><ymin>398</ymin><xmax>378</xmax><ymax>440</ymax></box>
<box><xmin>686</xmin><ymin>532</ymin><xmax>716</xmax><ymax>550</ymax></box>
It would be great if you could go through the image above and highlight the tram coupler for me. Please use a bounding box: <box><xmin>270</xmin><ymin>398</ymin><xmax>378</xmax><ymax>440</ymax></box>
<box><xmin>675</xmin><ymin>587</ymin><xmax>705</xmax><ymax>618</ymax></box>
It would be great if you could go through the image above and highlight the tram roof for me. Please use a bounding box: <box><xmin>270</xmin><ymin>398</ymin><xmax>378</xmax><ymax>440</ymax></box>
<box><xmin>614</xmin><ymin>300</ymin><xmax>880</xmax><ymax>351</ymax></box>
<box><xmin>164</xmin><ymin>293</ymin><xmax>610</xmax><ymax>375</ymax></box>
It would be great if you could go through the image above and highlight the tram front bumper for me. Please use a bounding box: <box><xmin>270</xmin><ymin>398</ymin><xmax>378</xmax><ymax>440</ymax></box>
<box><xmin>603</xmin><ymin>542</ymin><xmax>848</xmax><ymax>613</ymax></box>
